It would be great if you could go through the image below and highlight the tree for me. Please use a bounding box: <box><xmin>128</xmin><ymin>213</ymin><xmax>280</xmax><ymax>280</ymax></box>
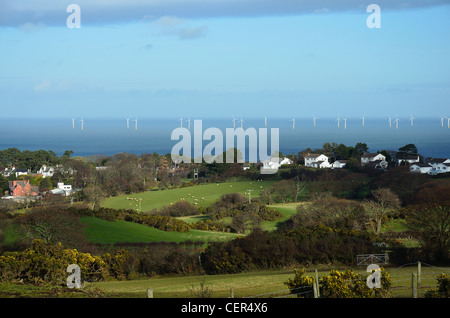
<box><xmin>82</xmin><ymin>185</ymin><xmax>106</xmax><ymax>210</ymax></box>
<box><xmin>0</xmin><ymin>175</ymin><xmax>9</xmax><ymax>195</ymax></box>
<box><xmin>397</xmin><ymin>144</ymin><xmax>418</xmax><ymax>159</ymax></box>
<box><xmin>363</xmin><ymin>188</ymin><xmax>401</xmax><ymax>234</ymax></box>
<box><xmin>293</xmin><ymin>175</ymin><xmax>307</xmax><ymax>202</ymax></box>
<box><xmin>406</xmin><ymin>205</ymin><xmax>450</xmax><ymax>262</ymax></box>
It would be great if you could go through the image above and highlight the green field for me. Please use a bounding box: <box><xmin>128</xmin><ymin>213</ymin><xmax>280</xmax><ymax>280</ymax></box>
<box><xmin>102</xmin><ymin>180</ymin><xmax>276</xmax><ymax>212</ymax></box>
<box><xmin>81</xmin><ymin>217</ymin><xmax>241</xmax><ymax>245</ymax></box>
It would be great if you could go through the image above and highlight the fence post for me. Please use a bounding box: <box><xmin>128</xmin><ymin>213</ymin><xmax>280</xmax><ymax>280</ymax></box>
<box><xmin>313</xmin><ymin>282</ymin><xmax>318</xmax><ymax>298</ymax></box>
<box><xmin>411</xmin><ymin>273</ymin><xmax>417</xmax><ymax>298</ymax></box>
<box><xmin>315</xmin><ymin>269</ymin><xmax>320</xmax><ymax>298</ymax></box>
<box><xmin>229</xmin><ymin>288</ymin><xmax>234</xmax><ymax>298</ymax></box>
<box><xmin>417</xmin><ymin>261</ymin><xmax>421</xmax><ymax>288</ymax></box>
<box><xmin>147</xmin><ymin>288</ymin><xmax>153</xmax><ymax>298</ymax></box>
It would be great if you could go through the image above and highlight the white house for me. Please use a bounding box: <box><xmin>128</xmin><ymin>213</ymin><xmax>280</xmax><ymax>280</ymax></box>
<box><xmin>50</xmin><ymin>182</ymin><xmax>73</xmax><ymax>196</ymax></box>
<box><xmin>332</xmin><ymin>160</ymin><xmax>348</xmax><ymax>169</ymax></box>
<box><xmin>261</xmin><ymin>157</ymin><xmax>293</xmax><ymax>171</ymax></box>
<box><xmin>397</xmin><ymin>155</ymin><xmax>420</xmax><ymax>165</ymax></box>
<box><xmin>304</xmin><ymin>154</ymin><xmax>331</xmax><ymax>168</ymax></box>
<box><xmin>425</xmin><ymin>158</ymin><xmax>450</xmax><ymax>175</ymax></box>
<box><xmin>360</xmin><ymin>153</ymin><xmax>386</xmax><ymax>166</ymax></box>
<box><xmin>410</xmin><ymin>163</ymin><xmax>433</xmax><ymax>174</ymax></box>
<box><xmin>37</xmin><ymin>165</ymin><xmax>56</xmax><ymax>178</ymax></box>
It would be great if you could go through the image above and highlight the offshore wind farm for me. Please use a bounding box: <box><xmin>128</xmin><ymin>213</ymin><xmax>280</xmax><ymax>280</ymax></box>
<box><xmin>0</xmin><ymin>115</ymin><xmax>449</xmax><ymax>159</ymax></box>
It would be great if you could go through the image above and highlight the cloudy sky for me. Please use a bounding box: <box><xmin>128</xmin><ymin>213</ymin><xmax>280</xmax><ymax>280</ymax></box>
<box><xmin>1</xmin><ymin>0</ymin><xmax>449</xmax><ymax>119</ymax></box>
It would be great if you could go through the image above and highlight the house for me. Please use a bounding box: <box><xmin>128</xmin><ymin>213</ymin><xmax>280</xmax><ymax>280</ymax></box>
<box><xmin>304</xmin><ymin>154</ymin><xmax>331</xmax><ymax>168</ymax></box>
<box><xmin>397</xmin><ymin>155</ymin><xmax>420</xmax><ymax>165</ymax></box>
<box><xmin>37</xmin><ymin>165</ymin><xmax>56</xmax><ymax>177</ymax></box>
<box><xmin>261</xmin><ymin>157</ymin><xmax>293</xmax><ymax>171</ymax></box>
<box><xmin>425</xmin><ymin>158</ymin><xmax>450</xmax><ymax>175</ymax></box>
<box><xmin>410</xmin><ymin>163</ymin><xmax>432</xmax><ymax>174</ymax></box>
<box><xmin>360</xmin><ymin>153</ymin><xmax>386</xmax><ymax>166</ymax></box>
<box><xmin>332</xmin><ymin>160</ymin><xmax>348</xmax><ymax>169</ymax></box>
<box><xmin>3</xmin><ymin>166</ymin><xmax>30</xmax><ymax>178</ymax></box>
<box><xmin>8</xmin><ymin>180</ymin><xmax>39</xmax><ymax>197</ymax></box>
<box><xmin>49</xmin><ymin>183</ymin><xmax>73</xmax><ymax>196</ymax></box>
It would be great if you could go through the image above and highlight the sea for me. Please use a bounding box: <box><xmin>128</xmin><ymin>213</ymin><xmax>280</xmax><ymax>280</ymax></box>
<box><xmin>1</xmin><ymin>117</ymin><xmax>449</xmax><ymax>160</ymax></box>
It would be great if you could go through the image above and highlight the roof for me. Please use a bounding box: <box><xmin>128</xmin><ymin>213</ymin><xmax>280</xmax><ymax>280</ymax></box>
<box><xmin>361</xmin><ymin>153</ymin><xmax>380</xmax><ymax>158</ymax></box>
<box><xmin>428</xmin><ymin>158</ymin><xmax>449</xmax><ymax>163</ymax></box>
<box><xmin>411</xmin><ymin>163</ymin><xmax>431</xmax><ymax>167</ymax></box>
<box><xmin>304</xmin><ymin>154</ymin><xmax>322</xmax><ymax>158</ymax></box>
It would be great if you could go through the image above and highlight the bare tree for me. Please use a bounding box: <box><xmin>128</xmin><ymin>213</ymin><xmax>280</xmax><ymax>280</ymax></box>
<box><xmin>293</xmin><ymin>175</ymin><xmax>307</xmax><ymax>202</ymax></box>
<box><xmin>364</xmin><ymin>188</ymin><xmax>401</xmax><ymax>234</ymax></box>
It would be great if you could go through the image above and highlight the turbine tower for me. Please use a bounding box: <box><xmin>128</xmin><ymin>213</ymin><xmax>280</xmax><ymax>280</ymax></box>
<box><xmin>440</xmin><ymin>116</ymin><xmax>446</xmax><ymax>127</ymax></box>
<box><xmin>336</xmin><ymin>115</ymin><xmax>341</xmax><ymax>128</ymax></box>
<box><xmin>394</xmin><ymin>116</ymin><xmax>400</xmax><ymax>129</ymax></box>
<box><xmin>232</xmin><ymin>116</ymin><xmax>237</xmax><ymax>129</ymax></box>
<box><xmin>134</xmin><ymin>118</ymin><xmax>138</xmax><ymax>130</ymax></box>
<box><xmin>186</xmin><ymin>117</ymin><xmax>191</xmax><ymax>130</ymax></box>
<box><xmin>388</xmin><ymin>116</ymin><xmax>392</xmax><ymax>128</ymax></box>
<box><xmin>240</xmin><ymin>117</ymin><xmax>244</xmax><ymax>129</ymax></box>
<box><xmin>264</xmin><ymin>117</ymin><xmax>267</xmax><ymax>127</ymax></box>
<box><xmin>72</xmin><ymin>118</ymin><xmax>76</xmax><ymax>129</ymax></box>
<box><xmin>361</xmin><ymin>115</ymin><xmax>365</xmax><ymax>127</ymax></box>
<box><xmin>179</xmin><ymin>116</ymin><xmax>183</xmax><ymax>128</ymax></box>
<box><xmin>343</xmin><ymin>117</ymin><xmax>347</xmax><ymax>129</ymax></box>
<box><xmin>409</xmin><ymin>114</ymin><xmax>415</xmax><ymax>127</ymax></box>
<box><xmin>447</xmin><ymin>117</ymin><xmax>450</xmax><ymax>129</ymax></box>
<box><xmin>290</xmin><ymin>116</ymin><xmax>295</xmax><ymax>130</ymax></box>
<box><xmin>126</xmin><ymin>118</ymin><xmax>130</xmax><ymax>128</ymax></box>
<box><xmin>313</xmin><ymin>116</ymin><xmax>317</xmax><ymax>127</ymax></box>
<box><xmin>80</xmin><ymin>119</ymin><xmax>84</xmax><ymax>131</ymax></box>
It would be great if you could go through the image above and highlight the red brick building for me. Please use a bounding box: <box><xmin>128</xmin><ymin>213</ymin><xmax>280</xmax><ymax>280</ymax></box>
<box><xmin>8</xmin><ymin>180</ymin><xmax>39</xmax><ymax>197</ymax></box>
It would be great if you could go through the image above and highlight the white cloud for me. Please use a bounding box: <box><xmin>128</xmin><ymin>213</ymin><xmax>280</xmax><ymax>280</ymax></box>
<box><xmin>152</xmin><ymin>15</ymin><xmax>208</xmax><ymax>40</ymax></box>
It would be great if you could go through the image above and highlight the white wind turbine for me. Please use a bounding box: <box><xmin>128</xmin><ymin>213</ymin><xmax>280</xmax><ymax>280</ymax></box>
<box><xmin>290</xmin><ymin>116</ymin><xmax>295</xmax><ymax>130</ymax></box>
<box><xmin>179</xmin><ymin>116</ymin><xmax>183</xmax><ymax>128</ymax></box>
<box><xmin>264</xmin><ymin>117</ymin><xmax>268</xmax><ymax>127</ymax></box>
<box><xmin>313</xmin><ymin>116</ymin><xmax>317</xmax><ymax>127</ymax></box>
<box><xmin>126</xmin><ymin>118</ymin><xmax>130</xmax><ymax>128</ymax></box>
<box><xmin>186</xmin><ymin>117</ymin><xmax>191</xmax><ymax>130</ymax></box>
<box><xmin>134</xmin><ymin>118</ymin><xmax>138</xmax><ymax>130</ymax></box>
<box><xmin>232</xmin><ymin>116</ymin><xmax>237</xmax><ymax>129</ymax></box>
<box><xmin>240</xmin><ymin>117</ymin><xmax>244</xmax><ymax>129</ymax></box>
<box><xmin>343</xmin><ymin>117</ymin><xmax>347</xmax><ymax>129</ymax></box>
<box><xmin>72</xmin><ymin>118</ymin><xmax>76</xmax><ymax>129</ymax></box>
<box><xmin>447</xmin><ymin>116</ymin><xmax>450</xmax><ymax>129</ymax></box>
<box><xmin>409</xmin><ymin>114</ymin><xmax>415</xmax><ymax>127</ymax></box>
<box><xmin>361</xmin><ymin>115</ymin><xmax>365</xmax><ymax>127</ymax></box>
<box><xmin>336</xmin><ymin>115</ymin><xmax>341</xmax><ymax>128</ymax></box>
<box><xmin>440</xmin><ymin>116</ymin><xmax>446</xmax><ymax>127</ymax></box>
<box><xmin>79</xmin><ymin>119</ymin><xmax>84</xmax><ymax>131</ymax></box>
<box><xmin>388</xmin><ymin>116</ymin><xmax>392</xmax><ymax>128</ymax></box>
<box><xmin>394</xmin><ymin>116</ymin><xmax>400</xmax><ymax>129</ymax></box>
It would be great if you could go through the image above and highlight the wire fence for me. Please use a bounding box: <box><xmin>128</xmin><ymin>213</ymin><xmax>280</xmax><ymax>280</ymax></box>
<box><xmin>244</xmin><ymin>262</ymin><xmax>450</xmax><ymax>299</ymax></box>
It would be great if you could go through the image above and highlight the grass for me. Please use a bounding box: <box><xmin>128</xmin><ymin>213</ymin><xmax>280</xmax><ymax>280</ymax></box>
<box><xmin>89</xmin><ymin>264</ymin><xmax>450</xmax><ymax>298</ymax></box>
<box><xmin>102</xmin><ymin>180</ymin><xmax>276</xmax><ymax>212</ymax></box>
<box><xmin>81</xmin><ymin>217</ymin><xmax>241</xmax><ymax>245</ymax></box>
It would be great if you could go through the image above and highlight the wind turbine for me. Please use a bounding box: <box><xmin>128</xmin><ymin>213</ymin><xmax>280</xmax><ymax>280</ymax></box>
<box><xmin>240</xmin><ymin>117</ymin><xmax>244</xmax><ymax>129</ymax></box>
<box><xmin>126</xmin><ymin>118</ymin><xmax>130</xmax><ymax>129</ymax></box>
<box><xmin>72</xmin><ymin>118</ymin><xmax>76</xmax><ymax>129</ymax></box>
<box><xmin>336</xmin><ymin>115</ymin><xmax>341</xmax><ymax>128</ymax></box>
<box><xmin>388</xmin><ymin>116</ymin><xmax>392</xmax><ymax>128</ymax></box>
<box><xmin>440</xmin><ymin>116</ymin><xmax>446</xmax><ymax>127</ymax></box>
<box><xmin>447</xmin><ymin>116</ymin><xmax>450</xmax><ymax>129</ymax></box>
<box><xmin>264</xmin><ymin>117</ymin><xmax>267</xmax><ymax>127</ymax></box>
<box><xmin>409</xmin><ymin>114</ymin><xmax>415</xmax><ymax>127</ymax></box>
<box><xmin>313</xmin><ymin>116</ymin><xmax>317</xmax><ymax>127</ymax></box>
<box><xmin>232</xmin><ymin>116</ymin><xmax>237</xmax><ymax>129</ymax></box>
<box><xmin>343</xmin><ymin>117</ymin><xmax>347</xmax><ymax>129</ymax></box>
<box><xmin>186</xmin><ymin>117</ymin><xmax>191</xmax><ymax>130</ymax></box>
<box><xmin>290</xmin><ymin>116</ymin><xmax>295</xmax><ymax>130</ymax></box>
<box><xmin>79</xmin><ymin>119</ymin><xmax>84</xmax><ymax>131</ymax></box>
<box><xmin>134</xmin><ymin>118</ymin><xmax>138</xmax><ymax>130</ymax></box>
<box><xmin>361</xmin><ymin>115</ymin><xmax>365</xmax><ymax>127</ymax></box>
<box><xmin>394</xmin><ymin>116</ymin><xmax>400</xmax><ymax>129</ymax></box>
<box><xmin>179</xmin><ymin>116</ymin><xmax>183</xmax><ymax>128</ymax></box>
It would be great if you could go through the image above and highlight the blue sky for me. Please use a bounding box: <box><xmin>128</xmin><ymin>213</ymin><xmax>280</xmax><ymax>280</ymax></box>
<box><xmin>1</xmin><ymin>1</ymin><xmax>449</xmax><ymax>119</ymax></box>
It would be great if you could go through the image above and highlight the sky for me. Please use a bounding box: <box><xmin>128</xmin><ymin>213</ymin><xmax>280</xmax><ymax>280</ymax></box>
<box><xmin>1</xmin><ymin>0</ymin><xmax>449</xmax><ymax>119</ymax></box>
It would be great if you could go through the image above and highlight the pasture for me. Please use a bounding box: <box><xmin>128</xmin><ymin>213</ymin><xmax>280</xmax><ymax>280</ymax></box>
<box><xmin>102</xmin><ymin>180</ymin><xmax>276</xmax><ymax>212</ymax></box>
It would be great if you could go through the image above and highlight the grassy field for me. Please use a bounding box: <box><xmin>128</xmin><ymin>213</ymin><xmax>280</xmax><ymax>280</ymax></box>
<box><xmin>102</xmin><ymin>180</ymin><xmax>276</xmax><ymax>212</ymax></box>
<box><xmin>89</xmin><ymin>264</ymin><xmax>450</xmax><ymax>298</ymax></box>
<box><xmin>81</xmin><ymin>217</ymin><xmax>241</xmax><ymax>245</ymax></box>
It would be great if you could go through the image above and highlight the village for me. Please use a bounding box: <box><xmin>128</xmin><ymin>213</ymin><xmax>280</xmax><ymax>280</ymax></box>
<box><xmin>2</xmin><ymin>148</ymin><xmax>449</xmax><ymax>203</ymax></box>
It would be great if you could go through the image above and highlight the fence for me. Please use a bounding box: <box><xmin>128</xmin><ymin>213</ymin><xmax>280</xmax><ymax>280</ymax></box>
<box><xmin>243</xmin><ymin>261</ymin><xmax>449</xmax><ymax>299</ymax></box>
